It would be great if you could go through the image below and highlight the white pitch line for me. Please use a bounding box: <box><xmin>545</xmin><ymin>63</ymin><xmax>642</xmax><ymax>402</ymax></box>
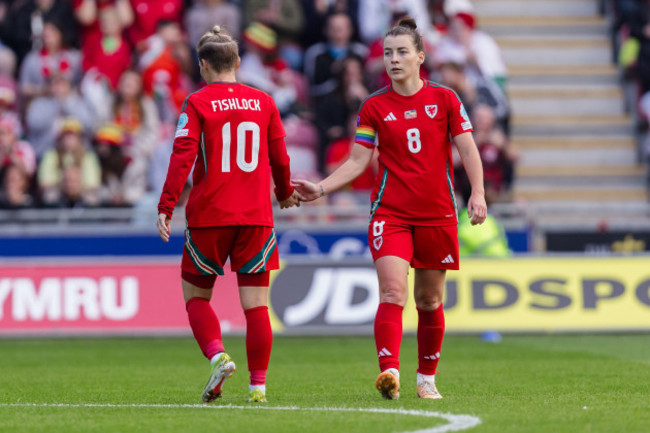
<box><xmin>1</xmin><ymin>403</ymin><xmax>481</xmax><ymax>433</ymax></box>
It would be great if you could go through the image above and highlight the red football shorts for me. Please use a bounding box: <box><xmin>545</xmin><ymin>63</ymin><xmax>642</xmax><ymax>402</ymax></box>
<box><xmin>368</xmin><ymin>219</ymin><xmax>459</xmax><ymax>270</ymax></box>
<box><xmin>181</xmin><ymin>226</ymin><xmax>279</xmax><ymax>288</ymax></box>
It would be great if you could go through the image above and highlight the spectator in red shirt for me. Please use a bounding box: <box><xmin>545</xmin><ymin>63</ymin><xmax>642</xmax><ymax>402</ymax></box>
<box><xmin>82</xmin><ymin>5</ymin><xmax>133</xmax><ymax>89</ymax></box>
<box><xmin>73</xmin><ymin>0</ymin><xmax>134</xmax><ymax>53</ymax></box>
<box><xmin>127</xmin><ymin>0</ymin><xmax>183</xmax><ymax>49</ymax></box>
<box><xmin>138</xmin><ymin>20</ymin><xmax>191</xmax><ymax>119</ymax></box>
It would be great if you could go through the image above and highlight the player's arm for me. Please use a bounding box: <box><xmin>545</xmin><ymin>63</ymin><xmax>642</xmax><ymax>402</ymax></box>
<box><xmin>268</xmin><ymin>136</ymin><xmax>294</xmax><ymax>201</ymax></box>
<box><xmin>268</xmin><ymin>136</ymin><xmax>301</xmax><ymax>208</ymax></box>
<box><xmin>157</xmin><ymin>101</ymin><xmax>201</xmax><ymax>241</ymax></box>
<box><xmin>447</xmin><ymin>90</ymin><xmax>486</xmax><ymax>225</ymax></box>
<box><xmin>294</xmin><ymin>103</ymin><xmax>377</xmax><ymax>201</ymax></box>
<box><xmin>293</xmin><ymin>143</ymin><xmax>374</xmax><ymax>201</ymax></box>
<box><xmin>266</xmin><ymin>97</ymin><xmax>298</xmax><ymax>207</ymax></box>
<box><xmin>455</xmin><ymin>131</ymin><xmax>487</xmax><ymax>225</ymax></box>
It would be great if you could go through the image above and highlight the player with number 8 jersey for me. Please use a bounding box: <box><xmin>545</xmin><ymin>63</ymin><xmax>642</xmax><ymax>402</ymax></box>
<box><xmin>357</xmin><ymin>80</ymin><xmax>471</xmax><ymax>225</ymax></box>
<box><xmin>292</xmin><ymin>16</ymin><xmax>487</xmax><ymax>403</ymax></box>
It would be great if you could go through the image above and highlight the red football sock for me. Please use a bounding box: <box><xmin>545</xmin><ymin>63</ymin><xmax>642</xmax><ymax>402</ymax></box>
<box><xmin>244</xmin><ymin>306</ymin><xmax>272</xmax><ymax>385</ymax></box>
<box><xmin>374</xmin><ymin>302</ymin><xmax>403</xmax><ymax>372</ymax></box>
<box><xmin>249</xmin><ymin>369</ymin><xmax>267</xmax><ymax>386</ymax></box>
<box><xmin>417</xmin><ymin>305</ymin><xmax>445</xmax><ymax>375</ymax></box>
<box><xmin>186</xmin><ymin>297</ymin><xmax>224</xmax><ymax>360</ymax></box>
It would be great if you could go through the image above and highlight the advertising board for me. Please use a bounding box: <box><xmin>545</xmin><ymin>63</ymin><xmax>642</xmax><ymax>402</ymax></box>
<box><xmin>0</xmin><ymin>260</ymin><xmax>244</xmax><ymax>335</ymax></box>
<box><xmin>2</xmin><ymin>256</ymin><xmax>648</xmax><ymax>335</ymax></box>
<box><xmin>269</xmin><ymin>257</ymin><xmax>650</xmax><ymax>333</ymax></box>
<box><xmin>546</xmin><ymin>231</ymin><xmax>650</xmax><ymax>254</ymax></box>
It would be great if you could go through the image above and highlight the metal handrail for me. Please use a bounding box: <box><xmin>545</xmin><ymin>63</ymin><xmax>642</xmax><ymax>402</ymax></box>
<box><xmin>1</xmin><ymin>201</ymin><xmax>650</xmax><ymax>231</ymax></box>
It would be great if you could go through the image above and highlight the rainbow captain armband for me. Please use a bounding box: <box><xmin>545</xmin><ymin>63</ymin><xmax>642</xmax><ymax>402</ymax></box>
<box><xmin>355</xmin><ymin>126</ymin><xmax>376</xmax><ymax>148</ymax></box>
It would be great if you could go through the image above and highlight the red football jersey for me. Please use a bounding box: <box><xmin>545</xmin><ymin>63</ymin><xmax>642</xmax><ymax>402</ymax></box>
<box><xmin>355</xmin><ymin>80</ymin><xmax>473</xmax><ymax>225</ymax></box>
<box><xmin>158</xmin><ymin>82</ymin><xmax>291</xmax><ymax>228</ymax></box>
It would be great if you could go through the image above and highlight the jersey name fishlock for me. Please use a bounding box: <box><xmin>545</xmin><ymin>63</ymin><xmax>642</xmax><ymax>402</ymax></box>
<box><xmin>212</xmin><ymin>98</ymin><xmax>261</xmax><ymax>112</ymax></box>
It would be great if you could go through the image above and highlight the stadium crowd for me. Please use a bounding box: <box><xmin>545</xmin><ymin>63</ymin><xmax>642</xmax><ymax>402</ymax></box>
<box><xmin>610</xmin><ymin>0</ymin><xmax>650</xmax><ymax>164</ymax></box>
<box><xmin>0</xmin><ymin>0</ymin><xmax>516</xmax><ymax>211</ymax></box>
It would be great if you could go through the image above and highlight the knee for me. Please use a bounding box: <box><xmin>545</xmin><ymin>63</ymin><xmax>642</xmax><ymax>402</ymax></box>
<box><xmin>379</xmin><ymin>280</ymin><xmax>408</xmax><ymax>306</ymax></box>
<box><xmin>182</xmin><ymin>280</ymin><xmax>212</xmax><ymax>304</ymax></box>
<box><xmin>414</xmin><ymin>293</ymin><xmax>442</xmax><ymax>311</ymax></box>
<box><xmin>239</xmin><ymin>286</ymin><xmax>269</xmax><ymax>310</ymax></box>
<box><xmin>240</xmin><ymin>294</ymin><xmax>267</xmax><ymax>310</ymax></box>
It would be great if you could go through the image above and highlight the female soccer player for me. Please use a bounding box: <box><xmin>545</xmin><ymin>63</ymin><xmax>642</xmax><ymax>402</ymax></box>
<box><xmin>293</xmin><ymin>17</ymin><xmax>486</xmax><ymax>400</ymax></box>
<box><xmin>157</xmin><ymin>26</ymin><xmax>300</xmax><ymax>403</ymax></box>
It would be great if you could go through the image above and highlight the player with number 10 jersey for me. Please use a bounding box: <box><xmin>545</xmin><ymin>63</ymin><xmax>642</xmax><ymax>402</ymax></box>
<box><xmin>158</xmin><ymin>83</ymin><xmax>290</xmax><ymax>227</ymax></box>
<box><xmin>356</xmin><ymin>81</ymin><xmax>472</xmax><ymax>226</ymax></box>
<box><xmin>156</xmin><ymin>26</ymin><xmax>298</xmax><ymax>405</ymax></box>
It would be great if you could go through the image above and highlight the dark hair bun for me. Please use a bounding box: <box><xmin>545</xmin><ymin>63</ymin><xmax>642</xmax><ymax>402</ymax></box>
<box><xmin>397</xmin><ymin>16</ymin><xmax>417</xmax><ymax>30</ymax></box>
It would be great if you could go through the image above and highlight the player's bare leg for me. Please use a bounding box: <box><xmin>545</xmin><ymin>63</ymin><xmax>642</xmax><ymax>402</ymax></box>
<box><xmin>414</xmin><ymin>269</ymin><xmax>446</xmax><ymax>399</ymax></box>
<box><xmin>374</xmin><ymin>256</ymin><xmax>409</xmax><ymax>400</ymax></box>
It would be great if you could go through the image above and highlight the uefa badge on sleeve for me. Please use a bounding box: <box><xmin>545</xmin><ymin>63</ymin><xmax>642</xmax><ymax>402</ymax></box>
<box><xmin>425</xmin><ymin>105</ymin><xmax>438</xmax><ymax>119</ymax></box>
<box><xmin>175</xmin><ymin>112</ymin><xmax>189</xmax><ymax>138</ymax></box>
<box><xmin>176</xmin><ymin>113</ymin><xmax>188</xmax><ymax>130</ymax></box>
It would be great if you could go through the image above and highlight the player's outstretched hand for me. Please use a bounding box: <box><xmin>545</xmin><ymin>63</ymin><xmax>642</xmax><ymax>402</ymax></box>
<box><xmin>467</xmin><ymin>193</ymin><xmax>487</xmax><ymax>225</ymax></box>
<box><xmin>291</xmin><ymin>179</ymin><xmax>321</xmax><ymax>202</ymax></box>
<box><xmin>157</xmin><ymin>213</ymin><xmax>171</xmax><ymax>242</ymax></box>
<box><xmin>279</xmin><ymin>190</ymin><xmax>301</xmax><ymax>209</ymax></box>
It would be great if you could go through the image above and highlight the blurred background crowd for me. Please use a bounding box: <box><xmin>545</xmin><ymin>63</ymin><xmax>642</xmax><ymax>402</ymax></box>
<box><xmin>0</xmin><ymin>0</ymin><xmax>522</xmax><ymax>212</ymax></box>
<box><xmin>611</xmin><ymin>0</ymin><xmax>650</xmax><ymax>162</ymax></box>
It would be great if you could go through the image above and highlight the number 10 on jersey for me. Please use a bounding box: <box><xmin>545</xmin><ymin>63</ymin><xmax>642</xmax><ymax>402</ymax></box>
<box><xmin>222</xmin><ymin>121</ymin><xmax>260</xmax><ymax>172</ymax></box>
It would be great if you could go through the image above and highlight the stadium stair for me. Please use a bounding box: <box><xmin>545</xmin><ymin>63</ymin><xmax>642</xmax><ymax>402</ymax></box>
<box><xmin>476</xmin><ymin>0</ymin><xmax>648</xmax><ymax>222</ymax></box>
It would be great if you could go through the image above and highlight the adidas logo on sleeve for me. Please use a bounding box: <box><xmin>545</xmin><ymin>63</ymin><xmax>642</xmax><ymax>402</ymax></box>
<box><xmin>441</xmin><ymin>254</ymin><xmax>454</xmax><ymax>264</ymax></box>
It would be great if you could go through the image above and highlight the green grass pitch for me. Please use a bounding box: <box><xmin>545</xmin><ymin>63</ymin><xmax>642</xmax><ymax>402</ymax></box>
<box><xmin>0</xmin><ymin>334</ymin><xmax>648</xmax><ymax>432</ymax></box>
